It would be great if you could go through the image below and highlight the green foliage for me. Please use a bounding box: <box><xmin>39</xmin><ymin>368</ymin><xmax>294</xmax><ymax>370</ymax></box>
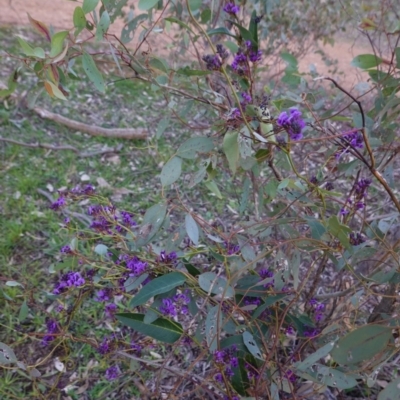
<box><xmin>2</xmin><ymin>0</ymin><xmax>400</xmax><ymax>398</ymax></box>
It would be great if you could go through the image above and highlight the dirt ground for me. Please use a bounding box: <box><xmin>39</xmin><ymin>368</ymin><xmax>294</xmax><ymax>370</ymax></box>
<box><xmin>0</xmin><ymin>0</ymin><xmax>371</xmax><ymax>88</ymax></box>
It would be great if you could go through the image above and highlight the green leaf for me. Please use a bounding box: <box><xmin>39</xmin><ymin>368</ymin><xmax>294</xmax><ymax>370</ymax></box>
<box><xmin>351</xmin><ymin>54</ymin><xmax>383</xmax><ymax>70</ymax></box>
<box><xmin>295</xmin><ymin>341</ymin><xmax>336</xmax><ymax>372</ymax></box>
<box><xmin>298</xmin><ymin>365</ymin><xmax>358</xmax><ymax>389</ymax></box>
<box><xmin>94</xmin><ymin>244</ymin><xmax>108</xmax><ymax>256</ymax></box>
<box><xmin>81</xmin><ymin>53</ymin><xmax>105</xmax><ymax>92</ymax></box>
<box><xmin>231</xmin><ymin>358</ymin><xmax>249</xmax><ymax>396</ymax></box>
<box><xmin>160</xmin><ymin>156</ymin><xmax>182</xmax><ymax>186</ymax></box>
<box><xmin>281</xmin><ymin>52</ymin><xmax>298</xmax><ymax>69</ymax></box>
<box><xmin>304</xmin><ymin>217</ymin><xmax>326</xmax><ymax>239</ymax></box>
<box><xmin>198</xmin><ymin>272</ymin><xmax>234</xmax><ymax>298</ymax></box>
<box><xmin>73</xmin><ymin>6</ymin><xmax>87</xmax><ymax>36</ymax></box>
<box><xmin>176</xmin><ymin>66</ymin><xmax>211</xmax><ymax>76</ymax></box>
<box><xmin>82</xmin><ymin>0</ymin><xmax>99</xmax><ymax>13</ymax></box>
<box><xmin>229</xmin><ymin>21</ymin><xmax>254</xmax><ymax>43</ymax></box>
<box><xmin>50</xmin><ymin>31</ymin><xmax>68</xmax><ymax>58</ymax></box>
<box><xmin>136</xmin><ymin>203</ymin><xmax>167</xmax><ymax>247</ymax></box>
<box><xmin>96</xmin><ymin>10</ymin><xmax>110</xmax><ymax>40</ymax></box>
<box><xmin>201</xmin><ymin>8</ymin><xmax>211</xmax><ymax>24</ymax></box>
<box><xmin>188</xmin><ymin>0</ymin><xmax>201</xmax><ymax>12</ymax></box>
<box><xmin>223</xmin><ymin>131</ymin><xmax>239</xmax><ymax>174</ymax></box>
<box><xmin>129</xmin><ymin>272</ymin><xmax>186</xmax><ymax>308</ymax></box>
<box><xmin>18</xmin><ymin>301</ymin><xmax>29</xmax><ymax>322</ymax></box>
<box><xmin>139</xmin><ymin>0</ymin><xmax>159</xmax><ymax>10</ymax></box>
<box><xmin>177</xmin><ymin>137</ymin><xmax>214</xmax><ymax>159</ymax></box>
<box><xmin>5</xmin><ymin>281</ymin><xmax>24</xmax><ymax>288</ymax></box>
<box><xmin>331</xmin><ymin>325</ymin><xmax>392</xmax><ymax>365</ymax></box>
<box><xmin>164</xmin><ymin>17</ymin><xmax>195</xmax><ymax>35</ymax></box>
<box><xmin>44</xmin><ymin>81</ymin><xmax>67</xmax><ymax>100</ymax></box>
<box><xmin>185</xmin><ymin>214</ymin><xmax>199</xmax><ymax>245</ymax></box>
<box><xmin>378</xmin><ymin>377</ymin><xmax>400</xmax><ymax>400</ymax></box>
<box><xmin>207</xmin><ymin>27</ymin><xmax>237</xmax><ymax>40</ymax></box>
<box><xmin>243</xmin><ymin>331</ymin><xmax>263</xmax><ymax>360</ymax></box>
<box><xmin>0</xmin><ymin>342</ymin><xmax>17</xmax><ymax>365</ymax></box>
<box><xmin>248</xmin><ymin>10</ymin><xmax>258</xmax><ymax>47</ymax></box>
<box><xmin>116</xmin><ymin>313</ymin><xmax>183</xmax><ymax>343</ymax></box>
<box><xmin>17</xmin><ymin>37</ymin><xmax>35</xmax><ymax>56</ymax></box>
<box><xmin>205</xmin><ymin>305</ymin><xmax>222</xmax><ymax>351</ymax></box>
<box><xmin>204</xmin><ymin>180</ymin><xmax>222</xmax><ymax>199</ymax></box>
<box><xmin>395</xmin><ymin>47</ymin><xmax>400</xmax><ymax>69</ymax></box>
<box><xmin>121</xmin><ymin>14</ymin><xmax>148</xmax><ymax>43</ymax></box>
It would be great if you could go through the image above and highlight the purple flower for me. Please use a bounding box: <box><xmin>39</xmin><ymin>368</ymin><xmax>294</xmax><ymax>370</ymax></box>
<box><xmin>158</xmin><ymin>250</ymin><xmax>177</xmax><ymax>264</ymax></box>
<box><xmin>98</xmin><ymin>337</ymin><xmax>113</xmax><ymax>355</ymax></box>
<box><xmin>241</xmin><ymin>92</ymin><xmax>252</xmax><ymax>106</ymax></box>
<box><xmin>53</xmin><ymin>271</ymin><xmax>85</xmax><ymax>294</ymax></box>
<box><xmin>41</xmin><ymin>318</ymin><xmax>59</xmax><ymax>346</ymax></box>
<box><xmin>284</xmin><ymin>369</ymin><xmax>297</xmax><ymax>383</ymax></box>
<box><xmin>325</xmin><ymin>182</ymin><xmax>334</xmax><ymax>191</ymax></box>
<box><xmin>223</xmin><ymin>2</ymin><xmax>240</xmax><ymax>15</ymax></box>
<box><xmin>231</xmin><ymin>51</ymin><xmax>248</xmax><ymax>72</ymax></box>
<box><xmin>81</xmin><ymin>184</ymin><xmax>95</xmax><ymax>195</ymax></box>
<box><xmin>277</xmin><ymin>108</ymin><xmax>305</xmax><ymax>141</ymax></box>
<box><xmin>355</xmin><ymin>178</ymin><xmax>371</xmax><ymax>198</ymax></box>
<box><xmin>304</xmin><ymin>327</ymin><xmax>320</xmax><ymax>338</ymax></box>
<box><xmin>126</xmin><ymin>256</ymin><xmax>148</xmax><ymax>276</ymax></box>
<box><xmin>96</xmin><ymin>288</ymin><xmax>113</xmax><ymax>302</ymax></box>
<box><xmin>259</xmin><ymin>268</ymin><xmax>274</xmax><ymax>288</ymax></box>
<box><xmin>340</xmin><ymin>208</ymin><xmax>349</xmax><ymax>215</ymax></box>
<box><xmin>130</xmin><ymin>341</ymin><xmax>142</xmax><ymax>354</ymax></box>
<box><xmin>120</xmin><ymin>211</ymin><xmax>136</xmax><ymax>227</ymax></box>
<box><xmin>160</xmin><ymin>298</ymin><xmax>177</xmax><ymax>317</ymax></box>
<box><xmin>50</xmin><ymin>196</ymin><xmax>66</xmax><ymax>211</ymax></box>
<box><xmin>225</xmin><ymin>242</ymin><xmax>240</xmax><ymax>255</ymax></box>
<box><xmin>202</xmin><ymin>54</ymin><xmax>222</xmax><ymax>71</ymax></box>
<box><xmin>285</xmin><ymin>326</ymin><xmax>295</xmax><ymax>335</ymax></box>
<box><xmin>105</xmin><ymin>365</ymin><xmax>120</xmax><ymax>381</ymax></box>
<box><xmin>343</xmin><ymin>131</ymin><xmax>363</xmax><ymax>149</ymax></box>
<box><xmin>216</xmin><ymin>44</ymin><xmax>229</xmax><ymax>60</ymax></box>
<box><xmin>245</xmin><ymin>362</ymin><xmax>259</xmax><ymax>379</ymax></box>
<box><xmin>249</xmin><ymin>50</ymin><xmax>262</xmax><ymax>63</ymax></box>
<box><xmin>349</xmin><ymin>232</ymin><xmax>365</xmax><ymax>245</ymax></box>
<box><xmin>215</xmin><ymin>372</ymin><xmax>223</xmax><ymax>382</ymax></box>
<box><xmin>105</xmin><ymin>303</ymin><xmax>117</xmax><ymax>317</ymax></box>
<box><xmin>60</xmin><ymin>245</ymin><xmax>72</xmax><ymax>254</ymax></box>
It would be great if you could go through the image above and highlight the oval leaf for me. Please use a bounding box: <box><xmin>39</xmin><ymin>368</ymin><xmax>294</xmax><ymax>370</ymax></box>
<box><xmin>185</xmin><ymin>214</ymin><xmax>199</xmax><ymax>245</ymax></box>
<box><xmin>198</xmin><ymin>272</ymin><xmax>234</xmax><ymax>298</ymax></box>
<box><xmin>50</xmin><ymin>31</ymin><xmax>69</xmax><ymax>58</ymax></box>
<box><xmin>378</xmin><ymin>377</ymin><xmax>400</xmax><ymax>400</ymax></box>
<box><xmin>82</xmin><ymin>0</ymin><xmax>99</xmax><ymax>14</ymax></box>
<box><xmin>331</xmin><ymin>325</ymin><xmax>392</xmax><ymax>365</ymax></box>
<box><xmin>243</xmin><ymin>331</ymin><xmax>263</xmax><ymax>360</ymax></box>
<box><xmin>27</xmin><ymin>13</ymin><xmax>51</xmax><ymax>41</ymax></box>
<box><xmin>177</xmin><ymin>137</ymin><xmax>214</xmax><ymax>159</ymax></box>
<box><xmin>129</xmin><ymin>272</ymin><xmax>186</xmax><ymax>308</ymax></box>
<box><xmin>138</xmin><ymin>0</ymin><xmax>159</xmax><ymax>11</ymax></box>
<box><xmin>73</xmin><ymin>6</ymin><xmax>87</xmax><ymax>35</ymax></box>
<box><xmin>205</xmin><ymin>305</ymin><xmax>223</xmax><ymax>351</ymax></box>
<box><xmin>116</xmin><ymin>313</ymin><xmax>182</xmax><ymax>343</ymax></box>
<box><xmin>160</xmin><ymin>156</ymin><xmax>182</xmax><ymax>186</ymax></box>
<box><xmin>82</xmin><ymin>53</ymin><xmax>105</xmax><ymax>92</ymax></box>
<box><xmin>351</xmin><ymin>54</ymin><xmax>383</xmax><ymax>70</ymax></box>
<box><xmin>223</xmin><ymin>131</ymin><xmax>239</xmax><ymax>174</ymax></box>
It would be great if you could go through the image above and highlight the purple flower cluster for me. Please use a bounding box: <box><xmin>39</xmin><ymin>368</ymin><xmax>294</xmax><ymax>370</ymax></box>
<box><xmin>120</xmin><ymin>210</ymin><xmax>136</xmax><ymax>227</ymax></box>
<box><xmin>50</xmin><ymin>185</ymin><xmax>96</xmax><ymax>210</ymax></box>
<box><xmin>105</xmin><ymin>303</ymin><xmax>117</xmax><ymax>317</ymax></box>
<box><xmin>309</xmin><ymin>298</ymin><xmax>325</xmax><ymax>322</ymax></box>
<box><xmin>245</xmin><ymin>362</ymin><xmax>260</xmax><ymax>379</ymax></box>
<box><xmin>158</xmin><ymin>250</ymin><xmax>177</xmax><ymax>264</ymax></box>
<box><xmin>50</xmin><ymin>196</ymin><xmax>66</xmax><ymax>211</ymax></box>
<box><xmin>41</xmin><ymin>318</ymin><xmax>59</xmax><ymax>345</ymax></box>
<box><xmin>214</xmin><ymin>346</ymin><xmax>238</xmax><ymax>382</ymax></box>
<box><xmin>355</xmin><ymin>178</ymin><xmax>371</xmax><ymax>198</ymax></box>
<box><xmin>223</xmin><ymin>2</ymin><xmax>240</xmax><ymax>15</ymax></box>
<box><xmin>277</xmin><ymin>108</ymin><xmax>305</xmax><ymax>141</ymax></box>
<box><xmin>343</xmin><ymin>131</ymin><xmax>363</xmax><ymax>149</ymax></box>
<box><xmin>126</xmin><ymin>256</ymin><xmax>148</xmax><ymax>276</ymax></box>
<box><xmin>105</xmin><ymin>365</ymin><xmax>120</xmax><ymax>381</ymax></box>
<box><xmin>225</xmin><ymin>242</ymin><xmax>240</xmax><ymax>255</ymax></box>
<box><xmin>202</xmin><ymin>54</ymin><xmax>222</xmax><ymax>71</ymax></box>
<box><xmin>60</xmin><ymin>245</ymin><xmax>72</xmax><ymax>254</ymax></box>
<box><xmin>97</xmin><ymin>336</ymin><xmax>115</xmax><ymax>355</ymax></box>
<box><xmin>304</xmin><ymin>327</ymin><xmax>320</xmax><ymax>338</ymax></box>
<box><xmin>284</xmin><ymin>369</ymin><xmax>297</xmax><ymax>383</ymax></box>
<box><xmin>349</xmin><ymin>232</ymin><xmax>365</xmax><ymax>245</ymax></box>
<box><xmin>231</xmin><ymin>50</ymin><xmax>248</xmax><ymax>73</ymax></box>
<box><xmin>259</xmin><ymin>268</ymin><xmax>274</xmax><ymax>289</ymax></box>
<box><xmin>96</xmin><ymin>288</ymin><xmax>114</xmax><ymax>302</ymax></box>
<box><xmin>130</xmin><ymin>341</ymin><xmax>142</xmax><ymax>354</ymax></box>
<box><xmin>159</xmin><ymin>291</ymin><xmax>190</xmax><ymax>317</ymax></box>
<box><xmin>216</xmin><ymin>44</ymin><xmax>229</xmax><ymax>60</ymax></box>
<box><xmin>53</xmin><ymin>271</ymin><xmax>85</xmax><ymax>295</ymax></box>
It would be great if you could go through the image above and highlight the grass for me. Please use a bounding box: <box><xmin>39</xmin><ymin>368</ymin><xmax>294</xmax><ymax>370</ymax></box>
<box><xmin>0</xmin><ymin>25</ymin><xmax>234</xmax><ymax>399</ymax></box>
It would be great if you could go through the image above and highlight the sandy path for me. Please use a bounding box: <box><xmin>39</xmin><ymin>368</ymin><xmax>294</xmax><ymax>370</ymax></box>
<box><xmin>1</xmin><ymin>0</ymin><xmax>371</xmax><ymax>88</ymax></box>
